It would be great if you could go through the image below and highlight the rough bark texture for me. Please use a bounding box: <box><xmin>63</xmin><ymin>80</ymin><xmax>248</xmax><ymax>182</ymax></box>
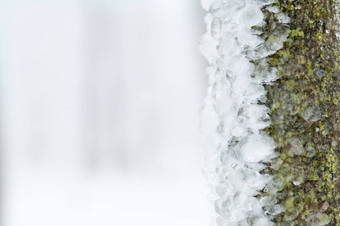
<box><xmin>259</xmin><ymin>0</ymin><xmax>340</xmax><ymax>225</ymax></box>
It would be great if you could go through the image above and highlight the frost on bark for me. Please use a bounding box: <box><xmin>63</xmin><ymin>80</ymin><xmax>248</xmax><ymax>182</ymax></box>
<box><xmin>201</xmin><ymin>0</ymin><xmax>340</xmax><ymax>225</ymax></box>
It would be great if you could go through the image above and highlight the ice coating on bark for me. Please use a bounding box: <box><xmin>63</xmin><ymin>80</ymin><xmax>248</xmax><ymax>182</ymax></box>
<box><xmin>200</xmin><ymin>0</ymin><xmax>288</xmax><ymax>225</ymax></box>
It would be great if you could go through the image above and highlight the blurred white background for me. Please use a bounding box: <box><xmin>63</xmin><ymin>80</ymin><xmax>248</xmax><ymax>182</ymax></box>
<box><xmin>0</xmin><ymin>0</ymin><xmax>209</xmax><ymax>225</ymax></box>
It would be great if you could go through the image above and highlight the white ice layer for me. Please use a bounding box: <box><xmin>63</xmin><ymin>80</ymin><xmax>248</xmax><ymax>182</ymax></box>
<box><xmin>200</xmin><ymin>0</ymin><xmax>287</xmax><ymax>225</ymax></box>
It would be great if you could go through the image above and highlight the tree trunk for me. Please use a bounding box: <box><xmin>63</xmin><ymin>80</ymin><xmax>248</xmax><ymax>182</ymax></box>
<box><xmin>201</xmin><ymin>0</ymin><xmax>340</xmax><ymax>225</ymax></box>
<box><xmin>262</xmin><ymin>0</ymin><xmax>340</xmax><ymax>225</ymax></box>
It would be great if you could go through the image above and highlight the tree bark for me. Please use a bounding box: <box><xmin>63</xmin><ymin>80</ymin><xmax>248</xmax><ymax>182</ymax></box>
<box><xmin>261</xmin><ymin>1</ymin><xmax>340</xmax><ymax>225</ymax></box>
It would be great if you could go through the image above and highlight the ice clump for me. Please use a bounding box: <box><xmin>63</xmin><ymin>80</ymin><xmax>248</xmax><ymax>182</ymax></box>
<box><xmin>200</xmin><ymin>0</ymin><xmax>289</xmax><ymax>225</ymax></box>
<box><xmin>301</xmin><ymin>106</ymin><xmax>321</xmax><ymax>122</ymax></box>
<box><xmin>239</xmin><ymin>7</ymin><xmax>264</xmax><ymax>26</ymax></box>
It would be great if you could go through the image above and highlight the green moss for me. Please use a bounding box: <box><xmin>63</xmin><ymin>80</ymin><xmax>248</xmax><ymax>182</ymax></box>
<box><xmin>259</xmin><ymin>0</ymin><xmax>340</xmax><ymax>224</ymax></box>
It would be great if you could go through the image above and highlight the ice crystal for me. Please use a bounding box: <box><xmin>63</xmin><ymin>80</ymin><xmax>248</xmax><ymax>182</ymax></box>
<box><xmin>200</xmin><ymin>0</ymin><xmax>289</xmax><ymax>225</ymax></box>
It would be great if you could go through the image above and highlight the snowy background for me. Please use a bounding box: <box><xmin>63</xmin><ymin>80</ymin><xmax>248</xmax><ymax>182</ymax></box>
<box><xmin>0</xmin><ymin>0</ymin><xmax>210</xmax><ymax>225</ymax></box>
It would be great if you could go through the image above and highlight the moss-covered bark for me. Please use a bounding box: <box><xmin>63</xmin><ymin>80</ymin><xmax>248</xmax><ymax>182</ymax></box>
<box><xmin>259</xmin><ymin>0</ymin><xmax>340</xmax><ymax>225</ymax></box>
